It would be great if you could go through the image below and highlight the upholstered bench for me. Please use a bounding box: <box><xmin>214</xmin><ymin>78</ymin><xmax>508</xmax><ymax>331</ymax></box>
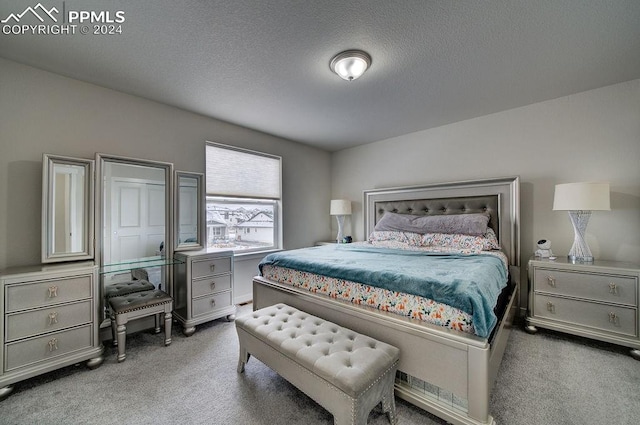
<box><xmin>108</xmin><ymin>290</ymin><xmax>173</xmax><ymax>363</ymax></box>
<box><xmin>236</xmin><ymin>303</ymin><xmax>400</xmax><ymax>425</ymax></box>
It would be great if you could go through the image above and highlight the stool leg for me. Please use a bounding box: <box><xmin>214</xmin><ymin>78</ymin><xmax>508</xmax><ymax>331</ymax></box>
<box><xmin>115</xmin><ymin>316</ymin><xmax>127</xmax><ymax>363</ymax></box>
<box><xmin>164</xmin><ymin>311</ymin><xmax>172</xmax><ymax>346</ymax></box>
<box><xmin>110</xmin><ymin>314</ymin><xmax>118</xmax><ymax>347</ymax></box>
<box><xmin>154</xmin><ymin>313</ymin><xmax>161</xmax><ymax>334</ymax></box>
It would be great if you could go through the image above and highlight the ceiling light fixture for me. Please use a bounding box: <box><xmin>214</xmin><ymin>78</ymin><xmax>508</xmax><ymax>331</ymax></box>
<box><xmin>329</xmin><ymin>50</ymin><xmax>371</xmax><ymax>81</ymax></box>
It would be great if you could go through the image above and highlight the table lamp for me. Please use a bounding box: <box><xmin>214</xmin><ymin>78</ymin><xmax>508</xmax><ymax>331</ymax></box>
<box><xmin>553</xmin><ymin>182</ymin><xmax>610</xmax><ymax>263</ymax></box>
<box><xmin>330</xmin><ymin>199</ymin><xmax>351</xmax><ymax>243</ymax></box>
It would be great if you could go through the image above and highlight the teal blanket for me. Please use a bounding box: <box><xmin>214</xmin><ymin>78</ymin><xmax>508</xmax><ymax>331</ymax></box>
<box><xmin>259</xmin><ymin>244</ymin><xmax>508</xmax><ymax>338</ymax></box>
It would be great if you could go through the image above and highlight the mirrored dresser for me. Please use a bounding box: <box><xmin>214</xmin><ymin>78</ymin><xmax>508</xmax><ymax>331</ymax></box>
<box><xmin>0</xmin><ymin>262</ymin><xmax>104</xmax><ymax>400</ymax></box>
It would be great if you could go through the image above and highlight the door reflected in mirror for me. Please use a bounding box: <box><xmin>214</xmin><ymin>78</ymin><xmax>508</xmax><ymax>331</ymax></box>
<box><xmin>102</xmin><ymin>161</ymin><xmax>167</xmax><ymax>265</ymax></box>
<box><xmin>42</xmin><ymin>154</ymin><xmax>94</xmax><ymax>263</ymax></box>
<box><xmin>175</xmin><ymin>171</ymin><xmax>204</xmax><ymax>251</ymax></box>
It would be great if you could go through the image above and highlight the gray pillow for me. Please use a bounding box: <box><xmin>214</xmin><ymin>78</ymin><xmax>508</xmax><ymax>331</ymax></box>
<box><xmin>374</xmin><ymin>212</ymin><xmax>490</xmax><ymax>236</ymax></box>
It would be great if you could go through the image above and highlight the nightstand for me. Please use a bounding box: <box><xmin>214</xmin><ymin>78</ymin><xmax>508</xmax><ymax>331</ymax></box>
<box><xmin>526</xmin><ymin>256</ymin><xmax>640</xmax><ymax>360</ymax></box>
<box><xmin>173</xmin><ymin>249</ymin><xmax>236</xmax><ymax>336</ymax></box>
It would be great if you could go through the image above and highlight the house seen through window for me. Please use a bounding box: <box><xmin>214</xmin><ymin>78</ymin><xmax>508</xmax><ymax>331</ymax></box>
<box><xmin>205</xmin><ymin>142</ymin><xmax>282</xmax><ymax>253</ymax></box>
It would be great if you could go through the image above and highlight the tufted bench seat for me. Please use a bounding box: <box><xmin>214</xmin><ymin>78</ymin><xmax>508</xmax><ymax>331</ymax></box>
<box><xmin>108</xmin><ymin>290</ymin><xmax>173</xmax><ymax>363</ymax></box>
<box><xmin>236</xmin><ymin>303</ymin><xmax>399</xmax><ymax>425</ymax></box>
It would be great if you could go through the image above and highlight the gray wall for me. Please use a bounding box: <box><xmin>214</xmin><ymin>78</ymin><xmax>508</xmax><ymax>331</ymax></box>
<box><xmin>0</xmin><ymin>58</ymin><xmax>332</xmax><ymax>303</ymax></box>
<box><xmin>331</xmin><ymin>79</ymin><xmax>640</xmax><ymax>310</ymax></box>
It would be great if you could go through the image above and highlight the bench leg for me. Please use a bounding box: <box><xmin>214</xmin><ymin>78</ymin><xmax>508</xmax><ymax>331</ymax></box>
<box><xmin>164</xmin><ymin>311</ymin><xmax>172</xmax><ymax>346</ymax></box>
<box><xmin>154</xmin><ymin>313</ymin><xmax>162</xmax><ymax>334</ymax></box>
<box><xmin>381</xmin><ymin>387</ymin><xmax>397</xmax><ymax>425</ymax></box>
<box><xmin>237</xmin><ymin>345</ymin><xmax>250</xmax><ymax>373</ymax></box>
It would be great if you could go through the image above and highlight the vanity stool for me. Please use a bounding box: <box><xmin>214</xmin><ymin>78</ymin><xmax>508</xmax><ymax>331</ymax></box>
<box><xmin>107</xmin><ymin>290</ymin><xmax>173</xmax><ymax>363</ymax></box>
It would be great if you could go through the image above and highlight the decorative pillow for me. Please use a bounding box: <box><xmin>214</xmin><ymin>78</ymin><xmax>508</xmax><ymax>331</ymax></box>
<box><xmin>367</xmin><ymin>231</ymin><xmax>423</xmax><ymax>247</ymax></box>
<box><xmin>421</xmin><ymin>228</ymin><xmax>500</xmax><ymax>251</ymax></box>
<box><xmin>374</xmin><ymin>212</ymin><xmax>490</xmax><ymax>236</ymax></box>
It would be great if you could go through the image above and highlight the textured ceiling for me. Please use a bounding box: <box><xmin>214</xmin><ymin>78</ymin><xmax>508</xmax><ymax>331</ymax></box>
<box><xmin>1</xmin><ymin>0</ymin><xmax>639</xmax><ymax>152</ymax></box>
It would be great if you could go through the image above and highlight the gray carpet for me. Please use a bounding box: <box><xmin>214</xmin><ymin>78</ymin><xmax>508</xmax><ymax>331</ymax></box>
<box><xmin>0</xmin><ymin>304</ymin><xmax>638</xmax><ymax>425</ymax></box>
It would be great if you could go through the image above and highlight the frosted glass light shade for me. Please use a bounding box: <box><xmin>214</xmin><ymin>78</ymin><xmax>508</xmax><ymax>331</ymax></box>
<box><xmin>553</xmin><ymin>182</ymin><xmax>610</xmax><ymax>211</ymax></box>
<box><xmin>330</xmin><ymin>50</ymin><xmax>371</xmax><ymax>81</ymax></box>
<box><xmin>330</xmin><ymin>199</ymin><xmax>352</xmax><ymax>215</ymax></box>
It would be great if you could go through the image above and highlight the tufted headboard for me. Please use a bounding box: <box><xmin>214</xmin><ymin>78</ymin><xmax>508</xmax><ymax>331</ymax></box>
<box><xmin>372</xmin><ymin>195</ymin><xmax>499</xmax><ymax>238</ymax></box>
<box><xmin>364</xmin><ymin>177</ymin><xmax>520</xmax><ymax>267</ymax></box>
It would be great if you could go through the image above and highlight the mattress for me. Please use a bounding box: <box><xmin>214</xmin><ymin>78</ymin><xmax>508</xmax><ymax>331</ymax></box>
<box><xmin>259</xmin><ymin>242</ymin><xmax>509</xmax><ymax>337</ymax></box>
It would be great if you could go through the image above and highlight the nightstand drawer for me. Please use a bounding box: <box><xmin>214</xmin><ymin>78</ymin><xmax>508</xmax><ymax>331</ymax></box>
<box><xmin>533</xmin><ymin>269</ymin><xmax>637</xmax><ymax>306</ymax></box>
<box><xmin>4</xmin><ymin>324</ymin><xmax>93</xmax><ymax>372</ymax></box>
<box><xmin>192</xmin><ymin>291</ymin><xmax>232</xmax><ymax>317</ymax></box>
<box><xmin>191</xmin><ymin>257</ymin><xmax>231</xmax><ymax>279</ymax></box>
<box><xmin>192</xmin><ymin>275</ymin><xmax>232</xmax><ymax>298</ymax></box>
<box><xmin>6</xmin><ymin>300</ymin><xmax>92</xmax><ymax>342</ymax></box>
<box><xmin>5</xmin><ymin>275</ymin><xmax>92</xmax><ymax>312</ymax></box>
<box><xmin>533</xmin><ymin>294</ymin><xmax>637</xmax><ymax>337</ymax></box>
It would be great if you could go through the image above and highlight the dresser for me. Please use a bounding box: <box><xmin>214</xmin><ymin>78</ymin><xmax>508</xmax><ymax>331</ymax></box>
<box><xmin>526</xmin><ymin>257</ymin><xmax>640</xmax><ymax>360</ymax></box>
<box><xmin>173</xmin><ymin>249</ymin><xmax>236</xmax><ymax>336</ymax></box>
<box><xmin>0</xmin><ymin>262</ymin><xmax>104</xmax><ymax>400</ymax></box>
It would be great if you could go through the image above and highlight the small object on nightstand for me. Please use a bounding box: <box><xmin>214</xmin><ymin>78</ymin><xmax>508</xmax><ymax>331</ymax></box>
<box><xmin>534</xmin><ymin>239</ymin><xmax>554</xmax><ymax>259</ymax></box>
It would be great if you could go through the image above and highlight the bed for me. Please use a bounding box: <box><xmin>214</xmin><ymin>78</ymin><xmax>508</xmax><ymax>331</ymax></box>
<box><xmin>252</xmin><ymin>177</ymin><xmax>520</xmax><ymax>425</ymax></box>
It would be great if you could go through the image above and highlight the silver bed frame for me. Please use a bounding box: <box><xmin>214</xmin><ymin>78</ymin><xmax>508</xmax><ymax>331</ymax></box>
<box><xmin>253</xmin><ymin>176</ymin><xmax>520</xmax><ymax>425</ymax></box>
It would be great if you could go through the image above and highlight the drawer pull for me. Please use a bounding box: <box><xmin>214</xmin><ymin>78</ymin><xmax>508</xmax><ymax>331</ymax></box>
<box><xmin>608</xmin><ymin>312</ymin><xmax>620</xmax><ymax>326</ymax></box>
<box><xmin>211</xmin><ymin>299</ymin><xmax>216</xmax><ymax>306</ymax></box>
<box><xmin>546</xmin><ymin>301</ymin><xmax>555</xmax><ymax>313</ymax></box>
<box><xmin>210</xmin><ymin>265</ymin><xmax>215</xmax><ymax>272</ymax></box>
<box><xmin>210</xmin><ymin>282</ymin><xmax>216</xmax><ymax>290</ymax></box>
<box><xmin>48</xmin><ymin>338</ymin><xmax>58</xmax><ymax>352</ymax></box>
<box><xmin>546</xmin><ymin>276</ymin><xmax>556</xmax><ymax>287</ymax></box>
<box><xmin>608</xmin><ymin>282</ymin><xmax>618</xmax><ymax>295</ymax></box>
<box><xmin>48</xmin><ymin>286</ymin><xmax>58</xmax><ymax>298</ymax></box>
<box><xmin>48</xmin><ymin>312</ymin><xmax>58</xmax><ymax>325</ymax></box>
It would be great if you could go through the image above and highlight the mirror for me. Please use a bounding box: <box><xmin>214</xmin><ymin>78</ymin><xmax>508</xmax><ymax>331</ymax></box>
<box><xmin>42</xmin><ymin>154</ymin><xmax>94</xmax><ymax>263</ymax></box>
<box><xmin>96</xmin><ymin>154</ymin><xmax>173</xmax><ymax>320</ymax></box>
<box><xmin>174</xmin><ymin>171</ymin><xmax>204</xmax><ymax>251</ymax></box>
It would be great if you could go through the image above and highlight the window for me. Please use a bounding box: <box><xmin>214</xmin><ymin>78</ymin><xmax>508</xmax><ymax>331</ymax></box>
<box><xmin>205</xmin><ymin>142</ymin><xmax>282</xmax><ymax>253</ymax></box>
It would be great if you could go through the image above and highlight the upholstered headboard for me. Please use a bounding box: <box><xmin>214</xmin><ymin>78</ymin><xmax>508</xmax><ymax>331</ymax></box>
<box><xmin>372</xmin><ymin>195</ymin><xmax>499</xmax><ymax>238</ymax></box>
<box><xmin>364</xmin><ymin>177</ymin><xmax>520</xmax><ymax>267</ymax></box>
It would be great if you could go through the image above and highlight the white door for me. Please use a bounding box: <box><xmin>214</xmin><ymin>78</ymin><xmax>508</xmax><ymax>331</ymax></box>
<box><xmin>108</xmin><ymin>179</ymin><xmax>165</xmax><ymax>263</ymax></box>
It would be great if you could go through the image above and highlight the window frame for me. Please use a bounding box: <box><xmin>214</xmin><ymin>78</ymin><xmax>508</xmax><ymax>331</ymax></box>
<box><xmin>204</xmin><ymin>142</ymin><xmax>282</xmax><ymax>255</ymax></box>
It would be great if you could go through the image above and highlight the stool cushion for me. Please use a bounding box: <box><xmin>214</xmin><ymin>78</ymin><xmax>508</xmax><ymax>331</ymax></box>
<box><xmin>236</xmin><ymin>303</ymin><xmax>399</xmax><ymax>398</ymax></box>
<box><xmin>108</xmin><ymin>290</ymin><xmax>172</xmax><ymax>314</ymax></box>
<box><xmin>105</xmin><ymin>280</ymin><xmax>155</xmax><ymax>299</ymax></box>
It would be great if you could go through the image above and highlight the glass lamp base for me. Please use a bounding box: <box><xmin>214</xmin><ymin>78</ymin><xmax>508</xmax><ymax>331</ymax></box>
<box><xmin>568</xmin><ymin>255</ymin><xmax>594</xmax><ymax>264</ymax></box>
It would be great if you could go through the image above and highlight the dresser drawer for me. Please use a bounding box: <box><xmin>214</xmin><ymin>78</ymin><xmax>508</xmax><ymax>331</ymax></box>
<box><xmin>5</xmin><ymin>300</ymin><xmax>92</xmax><ymax>342</ymax></box>
<box><xmin>533</xmin><ymin>294</ymin><xmax>637</xmax><ymax>337</ymax></box>
<box><xmin>192</xmin><ymin>291</ymin><xmax>232</xmax><ymax>317</ymax></box>
<box><xmin>191</xmin><ymin>257</ymin><xmax>231</xmax><ymax>279</ymax></box>
<box><xmin>192</xmin><ymin>275</ymin><xmax>232</xmax><ymax>298</ymax></box>
<box><xmin>533</xmin><ymin>268</ymin><xmax>637</xmax><ymax>306</ymax></box>
<box><xmin>5</xmin><ymin>275</ymin><xmax>92</xmax><ymax>312</ymax></box>
<box><xmin>4</xmin><ymin>325</ymin><xmax>93</xmax><ymax>372</ymax></box>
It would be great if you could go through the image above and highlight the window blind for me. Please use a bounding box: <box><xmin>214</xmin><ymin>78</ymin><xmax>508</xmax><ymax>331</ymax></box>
<box><xmin>205</xmin><ymin>143</ymin><xmax>281</xmax><ymax>199</ymax></box>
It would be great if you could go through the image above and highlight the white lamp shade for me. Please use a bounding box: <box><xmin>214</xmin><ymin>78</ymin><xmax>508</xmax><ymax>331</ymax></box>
<box><xmin>553</xmin><ymin>182</ymin><xmax>610</xmax><ymax>211</ymax></box>
<box><xmin>330</xmin><ymin>199</ymin><xmax>352</xmax><ymax>215</ymax></box>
